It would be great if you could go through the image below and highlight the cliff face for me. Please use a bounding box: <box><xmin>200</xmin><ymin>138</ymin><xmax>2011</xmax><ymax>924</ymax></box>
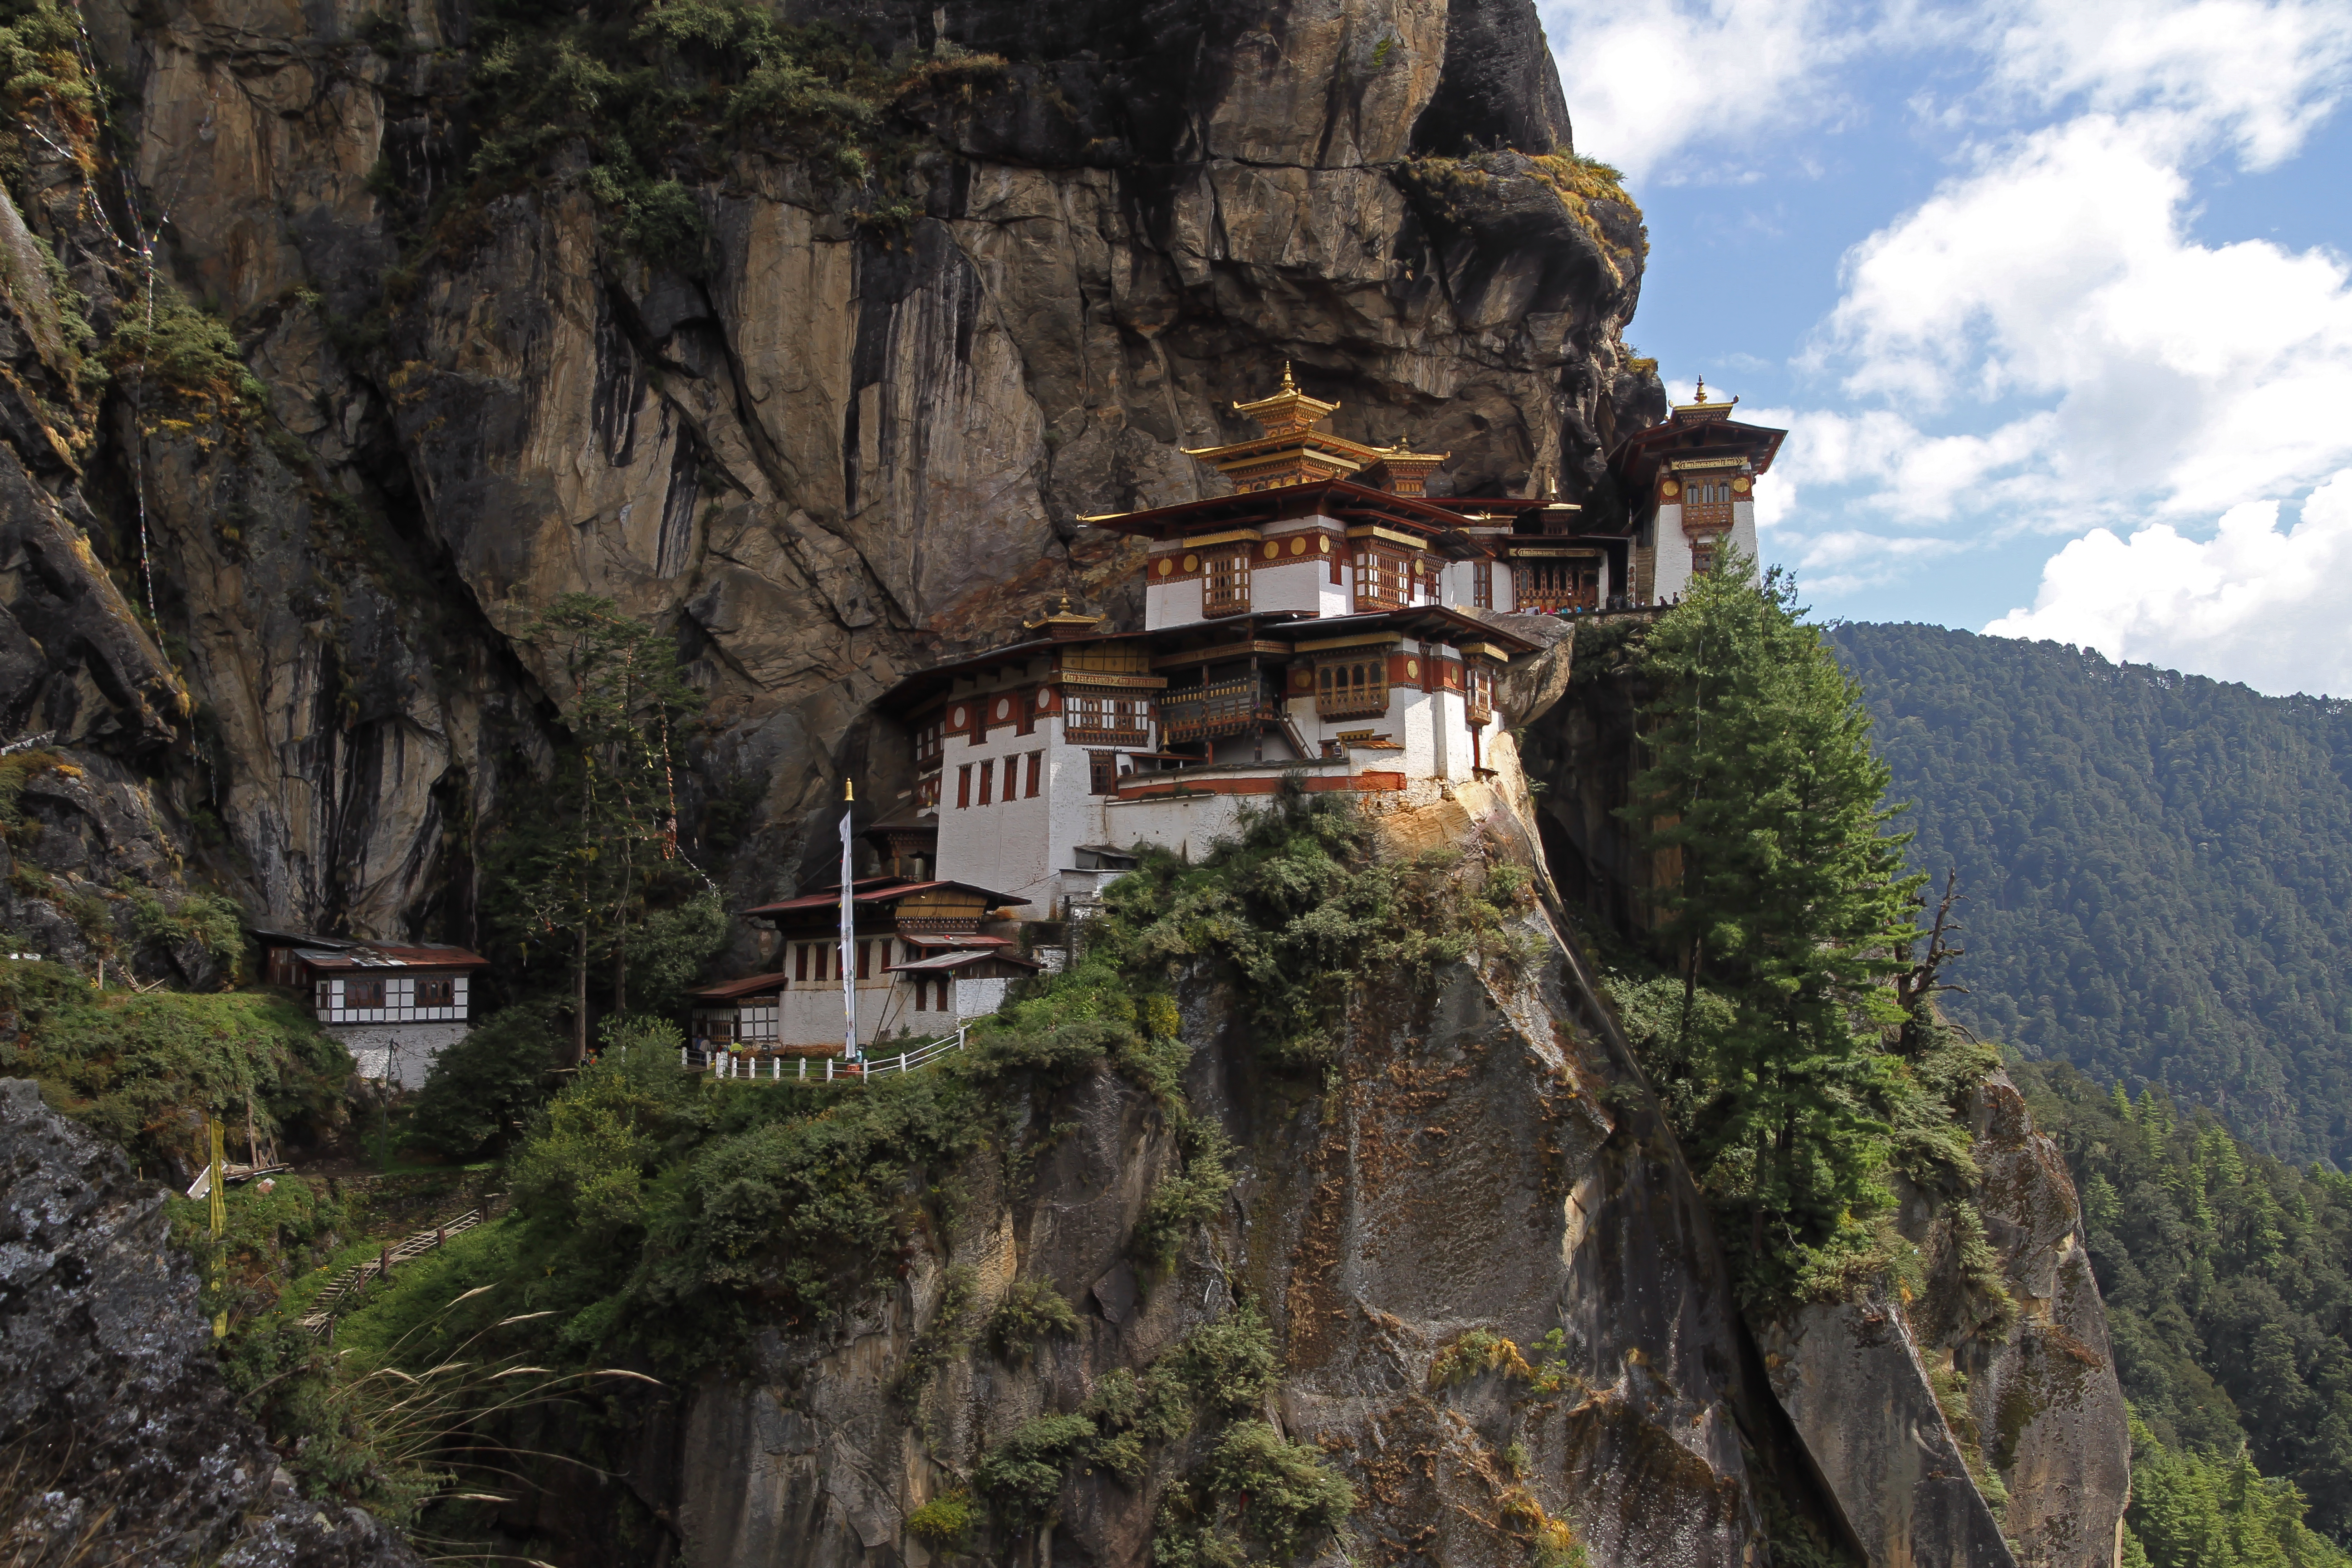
<box><xmin>634</xmin><ymin>789</ymin><xmax>1833</xmax><ymax>1568</ymax></box>
<box><xmin>0</xmin><ymin>0</ymin><xmax>1655</xmax><ymax>954</ymax></box>
<box><xmin>0</xmin><ymin>1078</ymin><xmax>423</xmax><ymax>1566</ymax></box>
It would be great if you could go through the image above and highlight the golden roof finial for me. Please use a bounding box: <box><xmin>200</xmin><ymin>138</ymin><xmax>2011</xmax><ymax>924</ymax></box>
<box><xmin>1280</xmin><ymin>361</ymin><xmax>1298</xmax><ymax>393</ymax></box>
<box><xmin>1693</xmin><ymin>375</ymin><xmax>1709</xmax><ymax>403</ymax></box>
<box><xmin>1545</xmin><ymin>473</ymin><xmax>1558</xmax><ymax>500</ymax></box>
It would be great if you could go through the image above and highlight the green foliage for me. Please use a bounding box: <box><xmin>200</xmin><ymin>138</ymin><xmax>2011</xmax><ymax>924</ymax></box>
<box><xmin>103</xmin><ymin>282</ymin><xmax>269</xmax><ymax>423</ymax></box>
<box><xmin>986</xmin><ymin>1279</ymin><xmax>1079</xmax><ymax>1361</ymax></box>
<box><xmin>897</xmin><ymin>1264</ymin><xmax>979</xmax><ymax>1397</ymax></box>
<box><xmin>906</xmin><ymin>1490</ymin><xmax>975</xmax><ymax>1548</ymax></box>
<box><xmin>1100</xmin><ymin>785</ymin><xmax>1535</xmax><ymax>1066</ymax></box>
<box><xmin>0</xmin><ymin>0</ymin><xmax>91</xmax><ymax>124</ymax></box>
<box><xmin>491</xmin><ymin>595</ymin><xmax>710</xmax><ymax>1057</ymax></box>
<box><xmin>1828</xmin><ymin>623</ymin><xmax>2352</xmax><ymax>1166</ymax></box>
<box><xmin>1621</xmin><ymin>561</ymin><xmax>1929</xmax><ymax>1303</ymax></box>
<box><xmin>2127</xmin><ymin>1415</ymin><xmax>2350</xmax><ymax>1568</ymax></box>
<box><xmin>123</xmin><ymin>884</ymin><xmax>245</xmax><ymax>967</ymax></box>
<box><xmin>1428</xmin><ymin>1327</ymin><xmax>1534</xmax><ymax>1387</ymax></box>
<box><xmin>0</xmin><ymin>966</ymin><xmax>351</xmax><ymax>1172</ymax></box>
<box><xmin>2015</xmin><ymin>1062</ymin><xmax>2352</xmax><ymax>1545</ymax></box>
<box><xmin>446</xmin><ymin>0</ymin><xmax>991</xmax><ymax>264</ymax></box>
<box><xmin>975</xmin><ymin>1412</ymin><xmax>1099</xmax><ymax>1523</ymax></box>
<box><xmin>1133</xmin><ymin>1120</ymin><xmax>1235</xmax><ymax>1268</ymax></box>
<box><xmin>1200</xmin><ymin>1420</ymin><xmax>1355</xmax><ymax>1559</ymax></box>
<box><xmin>0</xmin><ymin>746</ymin><xmax>62</xmax><ymax>844</ymax></box>
<box><xmin>405</xmin><ymin>1000</ymin><xmax>563</xmax><ymax>1159</ymax></box>
<box><xmin>1166</xmin><ymin>1299</ymin><xmax>1282</xmax><ymax>1414</ymax></box>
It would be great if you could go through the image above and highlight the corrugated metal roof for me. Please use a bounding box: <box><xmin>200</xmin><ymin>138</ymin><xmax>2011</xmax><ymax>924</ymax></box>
<box><xmin>691</xmin><ymin>972</ymin><xmax>790</xmax><ymax>1002</ymax></box>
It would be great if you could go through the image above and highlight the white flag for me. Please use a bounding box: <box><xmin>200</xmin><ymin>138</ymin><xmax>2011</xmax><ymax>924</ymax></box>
<box><xmin>839</xmin><ymin>802</ymin><xmax>857</xmax><ymax>1058</ymax></box>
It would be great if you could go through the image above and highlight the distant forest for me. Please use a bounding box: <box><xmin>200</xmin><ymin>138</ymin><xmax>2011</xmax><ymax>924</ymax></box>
<box><xmin>1828</xmin><ymin>624</ymin><xmax>2352</xmax><ymax>1166</ymax></box>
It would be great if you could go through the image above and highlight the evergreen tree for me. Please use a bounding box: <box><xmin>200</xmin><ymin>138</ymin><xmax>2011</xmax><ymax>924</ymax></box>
<box><xmin>1628</xmin><ymin>559</ymin><xmax>1922</xmax><ymax>1295</ymax></box>
<box><xmin>505</xmin><ymin>594</ymin><xmax>710</xmax><ymax>1062</ymax></box>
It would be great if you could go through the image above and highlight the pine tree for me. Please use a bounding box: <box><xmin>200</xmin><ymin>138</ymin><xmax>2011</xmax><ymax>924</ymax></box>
<box><xmin>1627</xmin><ymin>558</ymin><xmax>1922</xmax><ymax>1297</ymax></box>
<box><xmin>507</xmin><ymin>595</ymin><xmax>707</xmax><ymax>1062</ymax></box>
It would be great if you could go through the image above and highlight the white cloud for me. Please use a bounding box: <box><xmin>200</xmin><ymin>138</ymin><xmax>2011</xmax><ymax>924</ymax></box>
<box><xmin>1538</xmin><ymin>0</ymin><xmax>1881</xmax><ymax>180</ymax></box>
<box><xmin>1980</xmin><ymin>0</ymin><xmax>2352</xmax><ymax>166</ymax></box>
<box><xmin>1799</xmin><ymin>95</ymin><xmax>2352</xmax><ymax>560</ymax></box>
<box><xmin>1983</xmin><ymin>470</ymin><xmax>2352</xmax><ymax>695</ymax></box>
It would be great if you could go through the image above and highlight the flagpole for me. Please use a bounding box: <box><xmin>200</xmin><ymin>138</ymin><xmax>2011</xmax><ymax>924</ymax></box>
<box><xmin>839</xmin><ymin>780</ymin><xmax>857</xmax><ymax>1060</ymax></box>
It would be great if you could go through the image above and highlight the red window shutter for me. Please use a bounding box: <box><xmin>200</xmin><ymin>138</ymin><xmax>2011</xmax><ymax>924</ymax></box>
<box><xmin>794</xmin><ymin>944</ymin><xmax>808</xmax><ymax>982</ymax></box>
<box><xmin>979</xmin><ymin>760</ymin><xmax>994</xmax><ymax>805</ymax></box>
<box><xmin>1026</xmin><ymin>751</ymin><xmax>1042</xmax><ymax>797</ymax></box>
<box><xmin>858</xmin><ymin>940</ymin><xmax>871</xmax><ymax>980</ymax></box>
<box><xmin>957</xmin><ymin>765</ymin><xmax>971</xmax><ymax>808</ymax></box>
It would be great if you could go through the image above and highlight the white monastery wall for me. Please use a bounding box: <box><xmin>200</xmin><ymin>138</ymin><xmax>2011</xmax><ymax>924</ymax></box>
<box><xmin>1652</xmin><ymin>500</ymin><xmax>1694</xmax><ymax>602</ymax></box>
<box><xmin>343</xmin><ymin>1021</ymin><xmax>470</xmax><ymax>1089</ymax></box>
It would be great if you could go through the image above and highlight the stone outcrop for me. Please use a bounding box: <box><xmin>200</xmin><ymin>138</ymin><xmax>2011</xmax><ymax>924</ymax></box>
<box><xmin>0</xmin><ymin>1077</ymin><xmax>424</xmax><ymax>1567</ymax></box>
<box><xmin>647</xmin><ymin>862</ymin><xmax>1843</xmax><ymax>1568</ymax></box>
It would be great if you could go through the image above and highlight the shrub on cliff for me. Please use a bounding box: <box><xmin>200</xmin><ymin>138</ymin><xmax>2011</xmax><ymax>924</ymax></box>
<box><xmin>406</xmin><ymin>1000</ymin><xmax>565</xmax><ymax>1159</ymax></box>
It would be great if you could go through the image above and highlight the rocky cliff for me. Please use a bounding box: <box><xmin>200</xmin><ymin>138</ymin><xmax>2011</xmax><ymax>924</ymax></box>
<box><xmin>0</xmin><ymin>1077</ymin><xmax>423</xmax><ymax>1566</ymax></box>
<box><xmin>0</xmin><ymin>0</ymin><xmax>1655</xmax><ymax>959</ymax></box>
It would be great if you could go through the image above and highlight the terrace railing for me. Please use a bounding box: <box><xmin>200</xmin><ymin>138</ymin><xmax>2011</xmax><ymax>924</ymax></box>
<box><xmin>684</xmin><ymin>1027</ymin><xmax>970</xmax><ymax>1085</ymax></box>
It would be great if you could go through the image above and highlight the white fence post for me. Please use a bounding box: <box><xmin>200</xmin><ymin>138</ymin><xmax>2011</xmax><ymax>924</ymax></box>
<box><xmin>825</xmin><ymin>1058</ymin><xmax>833</xmax><ymax>1083</ymax></box>
<box><xmin>799</xmin><ymin>1057</ymin><xmax>807</xmax><ymax>1081</ymax></box>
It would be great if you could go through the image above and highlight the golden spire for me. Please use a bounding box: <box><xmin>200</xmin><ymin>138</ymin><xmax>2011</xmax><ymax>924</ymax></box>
<box><xmin>1693</xmin><ymin>376</ymin><xmax>1709</xmax><ymax>403</ymax></box>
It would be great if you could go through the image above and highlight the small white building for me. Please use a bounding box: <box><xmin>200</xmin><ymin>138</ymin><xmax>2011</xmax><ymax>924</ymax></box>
<box><xmin>731</xmin><ymin>878</ymin><xmax>1040</xmax><ymax>1053</ymax></box>
<box><xmin>254</xmin><ymin>931</ymin><xmax>484</xmax><ymax>1089</ymax></box>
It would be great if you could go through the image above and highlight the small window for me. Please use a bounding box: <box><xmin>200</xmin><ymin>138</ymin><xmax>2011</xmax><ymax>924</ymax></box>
<box><xmin>858</xmin><ymin>940</ymin><xmax>872</xmax><ymax>980</ymax></box>
<box><xmin>1203</xmin><ymin>549</ymin><xmax>1251</xmax><ymax>616</ymax></box>
<box><xmin>1089</xmin><ymin>750</ymin><xmax>1118</xmax><ymax>795</ymax></box>
<box><xmin>1354</xmin><ymin>549</ymin><xmax>1409</xmax><ymax>609</ymax></box>
<box><xmin>794</xmin><ymin>944</ymin><xmax>809</xmax><ymax>982</ymax></box>
<box><xmin>978</xmin><ymin>758</ymin><xmax>995</xmax><ymax>805</ymax></box>
<box><xmin>956</xmin><ymin>764</ymin><xmax>971</xmax><ymax>808</ymax></box>
<box><xmin>1472</xmin><ymin>559</ymin><xmax>1492</xmax><ymax>609</ymax></box>
<box><xmin>416</xmin><ymin>977</ymin><xmax>455</xmax><ymax>1008</ymax></box>
<box><xmin>346</xmin><ymin>978</ymin><xmax>385</xmax><ymax>1009</ymax></box>
<box><xmin>1026</xmin><ymin>751</ymin><xmax>1043</xmax><ymax>798</ymax></box>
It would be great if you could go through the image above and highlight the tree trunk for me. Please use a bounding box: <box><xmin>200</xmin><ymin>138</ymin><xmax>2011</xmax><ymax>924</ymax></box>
<box><xmin>573</xmin><ymin>926</ymin><xmax>589</xmax><ymax>1064</ymax></box>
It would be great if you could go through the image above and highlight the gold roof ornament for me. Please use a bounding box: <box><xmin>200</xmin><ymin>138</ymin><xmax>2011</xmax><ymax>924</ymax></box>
<box><xmin>1224</xmin><ymin>361</ymin><xmax>1342</xmax><ymax>440</ymax></box>
<box><xmin>1363</xmin><ymin>436</ymin><xmax>1450</xmax><ymax>498</ymax></box>
<box><xmin>1023</xmin><ymin>595</ymin><xmax>1107</xmax><ymax>639</ymax></box>
<box><xmin>1180</xmin><ymin>363</ymin><xmax>1382</xmax><ymax>493</ymax></box>
<box><xmin>1672</xmin><ymin>373</ymin><xmax>1738</xmax><ymax>422</ymax></box>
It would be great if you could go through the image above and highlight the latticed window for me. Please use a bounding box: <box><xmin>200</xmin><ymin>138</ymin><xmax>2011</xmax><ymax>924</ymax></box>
<box><xmin>1316</xmin><ymin>656</ymin><xmax>1389</xmax><ymax>719</ymax></box>
<box><xmin>1203</xmin><ymin>550</ymin><xmax>1250</xmax><ymax>615</ymax></box>
<box><xmin>1691</xmin><ymin>537</ymin><xmax>1720</xmax><ymax>578</ymax></box>
<box><xmin>915</xmin><ymin>719</ymin><xmax>943</xmax><ymax>765</ymax></box>
<box><xmin>1681</xmin><ymin>476</ymin><xmax>1735</xmax><ymax>529</ymax></box>
<box><xmin>1088</xmin><ymin>750</ymin><xmax>1118</xmax><ymax>795</ymax></box>
<box><xmin>1472</xmin><ymin>560</ymin><xmax>1492</xmax><ymax>609</ymax></box>
<box><xmin>1065</xmin><ymin>692</ymin><xmax>1150</xmax><ymax>743</ymax></box>
<box><xmin>346</xmin><ymin>978</ymin><xmax>385</xmax><ymax>1009</ymax></box>
<box><xmin>1466</xmin><ymin>664</ymin><xmax>1496</xmax><ymax>723</ymax></box>
<box><xmin>417</xmin><ymin>978</ymin><xmax>454</xmax><ymax>1007</ymax></box>
<box><xmin>1354</xmin><ymin>549</ymin><xmax>1409</xmax><ymax>609</ymax></box>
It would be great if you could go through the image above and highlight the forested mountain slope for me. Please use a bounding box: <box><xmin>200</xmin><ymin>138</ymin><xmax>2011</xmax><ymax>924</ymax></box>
<box><xmin>1828</xmin><ymin>624</ymin><xmax>2352</xmax><ymax>1164</ymax></box>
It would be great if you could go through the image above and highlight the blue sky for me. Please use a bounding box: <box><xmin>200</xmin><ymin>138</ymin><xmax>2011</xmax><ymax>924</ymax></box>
<box><xmin>1539</xmin><ymin>0</ymin><xmax>2352</xmax><ymax>697</ymax></box>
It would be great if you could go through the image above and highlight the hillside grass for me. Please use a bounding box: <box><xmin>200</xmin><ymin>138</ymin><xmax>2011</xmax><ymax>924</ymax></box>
<box><xmin>0</xmin><ymin>962</ymin><xmax>353</xmax><ymax>1174</ymax></box>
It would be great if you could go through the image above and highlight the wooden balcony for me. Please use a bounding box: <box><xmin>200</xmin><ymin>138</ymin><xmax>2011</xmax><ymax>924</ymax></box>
<box><xmin>1161</xmin><ymin>676</ymin><xmax>1282</xmax><ymax>743</ymax></box>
